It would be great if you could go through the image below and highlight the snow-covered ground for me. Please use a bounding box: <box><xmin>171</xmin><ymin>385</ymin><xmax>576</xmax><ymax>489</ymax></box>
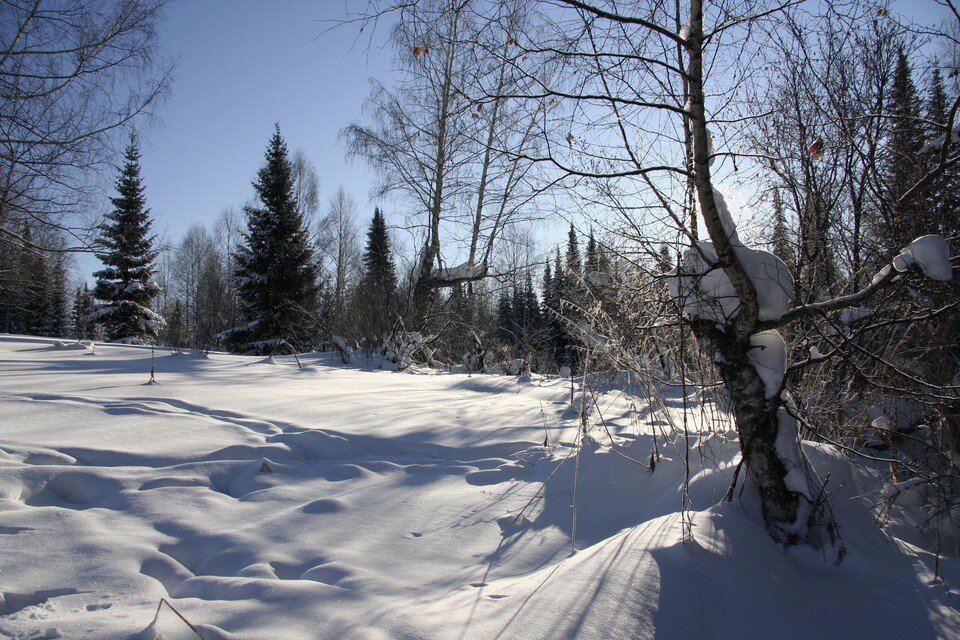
<box><xmin>0</xmin><ymin>335</ymin><xmax>957</xmax><ymax>639</ymax></box>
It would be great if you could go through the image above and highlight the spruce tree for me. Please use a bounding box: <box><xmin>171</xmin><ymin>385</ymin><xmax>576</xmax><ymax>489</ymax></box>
<box><xmin>72</xmin><ymin>284</ymin><xmax>94</xmax><ymax>339</ymax></box>
<box><xmin>925</xmin><ymin>69</ymin><xmax>960</xmax><ymax>241</ymax></box>
<box><xmin>361</xmin><ymin>208</ymin><xmax>398</xmax><ymax>297</ymax></box>
<box><xmin>550</xmin><ymin>247</ymin><xmax>571</xmax><ymax>371</ymax></box>
<box><xmin>228</xmin><ymin>124</ymin><xmax>319</xmax><ymax>353</ymax></box>
<box><xmin>91</xmin><ymin>136</ymin><xmax>163</xmax><ymax>343</ymax></box>
<box><xmin>47</xmin><ymin>258</ymin><xmax>70</xmax><ymax>337</ymax></box>
<box><xmin>560</xmin><ymin>226</ymin><xmax>585</xmax><ymax>373</ymax></box>
<box><xmin>357</xmin><ymin>207</ymin><xmax>398</xmax><ymax>342</ymax></box>
<box><xmin>167</xmin><ymin>300</ymin><xmax>185</xmax><ymax>350</ymax></box>
<box><xmin>770</xmin><ymin>189</ymin><xmax>794</xmax><ymax>276</ymax></box>
<box><xmin>565</xmin><ymin>223</ymin><xmax>583</xmax><ymax>277</ymax></box>
<box><xmin>657</xmin><ymin>244</ymin><xmax>673</xmax><ymax>273</ymax></box>
<box><xmin>884</xmin><ymin>48</ymin><xmax>927</xmax><ymax>252</ymax></box>
<box><xmin>21</xmin><ymin>224</ymin><xmax>50</xmax><ymax>336</ymax></box>
<box><xmin>497</xmin><ymin>287</ymin><xmax>515</xmax><ymax>346</ymax></box>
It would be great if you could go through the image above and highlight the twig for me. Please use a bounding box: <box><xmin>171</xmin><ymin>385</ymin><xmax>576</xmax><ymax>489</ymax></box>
<box><xmin>149</xmin><ymin>597</ymin><xmax>204</xmax><ymax>639</ymax></box>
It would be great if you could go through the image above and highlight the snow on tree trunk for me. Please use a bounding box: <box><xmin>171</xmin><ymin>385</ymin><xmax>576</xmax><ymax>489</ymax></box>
<box><xmin>692</xmin><ymin>321</ymin><xmax>825</xmax><ymax>547</ymax></box>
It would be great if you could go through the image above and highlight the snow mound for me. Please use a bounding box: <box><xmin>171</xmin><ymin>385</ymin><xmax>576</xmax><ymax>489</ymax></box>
<box><xmin>0</xmin><ymin>336</ymin><xmax>957</xmax><ymax>639</ymax></box>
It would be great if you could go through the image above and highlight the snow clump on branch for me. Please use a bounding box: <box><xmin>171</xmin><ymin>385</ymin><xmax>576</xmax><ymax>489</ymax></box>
<box><xmin>892</xmin><ymin>235</ymin><xmax>952</xmax><ymax>281</ymax></box>
<box><xmin>666</xmin><ymin>188</ymin><xmax>794</xmax><ymax>324</ymax></box>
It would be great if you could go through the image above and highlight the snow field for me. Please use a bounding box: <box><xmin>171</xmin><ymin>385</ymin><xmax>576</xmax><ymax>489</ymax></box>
<box><xmin>0</xmin><ymin>336</ymin><xmax>957</xmax><ymax>639</ymax></box>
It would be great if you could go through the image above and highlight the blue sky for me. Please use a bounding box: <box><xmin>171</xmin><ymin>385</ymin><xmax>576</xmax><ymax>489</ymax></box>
<box><xmin>140</xmin><ymin>0</ymin><xmax>394</xmax><ymax>241</ymax></box>
<box><xmin>74</xmin><ymin>0</ymin><xmax>954</xmax><ymax>284</ymax></box>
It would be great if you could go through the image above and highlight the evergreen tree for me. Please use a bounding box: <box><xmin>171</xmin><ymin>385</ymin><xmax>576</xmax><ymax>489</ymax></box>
<box><xmin>559</xmin><ymin>226</ymin><xmax>585</xmax><ymax>373</ymax></box>
<box><xmin>540</xmin><ymin>259</ymin><xmax>556</xmax><ymax>366</ymax></box>
<box><xmin>565</xmin><ymin>223</ymin><xmax>583</xmax><ymax>277</ymax></box>
<box><xmin>496</xmin><ymin>286</ymin><xmax>515</xmax><ymax>345</ymax></box>
<box><xmin>770</xmin><ymin>189</ymin><xmax>794</xmax><ymax>276</ymax></box>
<box><xmin>356</xmin><ymin>207</ymin><xmax>398</xmax><ymax>342</ymax></box>
<box><xmin>20</xmin><ymin>223</ymin><xmax>48</xmax><ymax>335</ymax></box>
<box><xmin>72</xmin><ymin>284</ymin><xmax>94</xmax><ymax>339</ymax></box>
<box><xmin>657</xmin><ymin>244</ymin><xmax>673</xmax><ymax>273</ymax></box>
<box><xmin>361</xmin><ymin>208</ymin><xmax>398</xmax><ymax>297</ymax></box>
<box><xmin>925</xmin><ymin>68</ymin><xmax>960</xmax><ymax>242</ymax></box>
<box><xmin>167</xmin><ymin>300</ymin><xmax>185</xmax><ymax>349</ymax></box>
<box><xmin>884</xmin><ymin>48</ymin><xmax>927</xmax><ymax>252</ymax></box>
<box><xmin>549</xmin><ymin>247</ymin><xmax>571</xmax><ymax>371</ymax></box>
<box><xmin>228</xmin><ymin>124</ymin><xmax>319</xmax><ymax>353</ymax></box>
<box><xmin>47</xmin><ymin>259</ymin><xmax>70</xmax><ymax>337</ymax></box>
<box><xmin>91</xmin><ymin>136</ymin><xmax>163</xmax><ymax>342</ymax></box>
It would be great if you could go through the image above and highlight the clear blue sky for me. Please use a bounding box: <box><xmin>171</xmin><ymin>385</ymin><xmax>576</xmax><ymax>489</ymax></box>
<box><xmin>77</xmin><ymin>0</ymin><xmax>395</xmax><ymax>282</ymax></box>
<box><xmin>76</xmin><ymin>0</ymin><xmax>953</xmax><ymax>284</ymax></box>
<box><xmin>142</xmin><ymin>0</ymin><xmax>394</xmax><ymax>242</ymax></box>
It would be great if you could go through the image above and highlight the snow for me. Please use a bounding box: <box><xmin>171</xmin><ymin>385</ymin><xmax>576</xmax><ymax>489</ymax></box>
<box><xmin>585</xmin><ymin>270</ymin><xmax>612</xmax><ymax>286</ymax></box>
<box><xmin>667</xmin><ymin>188</ymin><xmax>794</xmax><ymax>324</ymax></box>
<box><xmin>746</xmin><ymin>330</ymin><xmax>786</xmax><ymax>398</ymax></box>
<box><xmin>775</xmin><ymin>408</ymin><xmax>812</xmax><ymax>501</ymax></box>
<box><xmin>871</xmin><ymin>264</ymin><xmax>892</xmax><ymax>286</ymax></box>
<box><xmin>0</xmin><ymin>335</ymin><xmax>957</xmax><ymax>639</ymax></box>
<box><xmin>894</xmin><ymin>235</ymin><xmax>953</xmax><ymax>281</ymax></box>
<box><xmin>713</xmin><ymin>186</ymin><xmax>739</xmax><ymax>244</ymax></box>
<box><xmin>668</xmin><ymin>242</ymin><xmax>794</xmax><ymax>324</ymax></box>
<box><xmin>435</xmin><ymin>261</ymin><xmax>483</xmax><ymax>281</ymax></box>
<box><xmin>840</xmin><ymin>306</ymin><xmax>873</xmax><ymax>326</ymax></box>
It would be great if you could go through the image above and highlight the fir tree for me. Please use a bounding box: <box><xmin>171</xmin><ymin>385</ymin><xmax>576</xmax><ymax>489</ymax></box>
<box><xmin>72</xmin><ymin>284</ymin><xmax>94</xmax><ymax>339</ymax></box>
<box><xmin>356</xmin><ymin>207</ymin><xmax>398</xmax><ymax>342</ymax></box>
<box><xmin>228</xmin><ymin>124</ymin><xmax>319</xmax><ymax>353</ymax></box>
<box><xmin>884</xmin><ymin>48</ymin><xmax>927</xmax><ymax>252</ymax></box>
<box><xmin>925</xmin><ymin>68</ymin><xmax>960</xmax><ymax>241</ymax></box>
<box><xmin>565</xmin><ymin>223</ymin><xmax>582</xmax><ymax>277</ymax></box>
<box><xmin>770</xmin><ymin>189</ymin><xmax>794</xmax><ymax>276</ymax></box>
<box><xmin>20</xmin><ymin>224</ymin><xmax>48</xmax><ymax>335</ymax></box>
<box><xmin>91</xmin><ymin>136</ymin><xmax>163</xmax><ymax>342</ymax></box>
<box><xmin>167</xmin><ymin>300</ymin><xmax>185</xmax><ymax>350</ymax></box>
<box><xmin>559</xmin><ymin>226</ymin><xmax>585</xmax><ymax>373</ymax></box>
<box><xmin>657</xmin><ymin>244</ymin><xmax>673</xmax><ymax>273</ymax></box>
<box><xmin>361</xmin><ymin>208</ymin><xmax>398</xmax><ymax>297</ymax></box>
<box><xmin>47</xmin><ymin>259</ymin><xmax>70</xmax><ymax>337</ymax></box>
<box><xmin>496</xmin><ymin>287</ymin><xmax>515</xmax><ymax>345</ymax></box>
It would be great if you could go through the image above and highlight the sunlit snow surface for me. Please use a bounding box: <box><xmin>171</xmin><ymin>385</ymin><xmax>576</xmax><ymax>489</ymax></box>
<box><xmin>0</xmin><ymin>336</ymin><xmax>957</xmax><ymax>639</ymax></box>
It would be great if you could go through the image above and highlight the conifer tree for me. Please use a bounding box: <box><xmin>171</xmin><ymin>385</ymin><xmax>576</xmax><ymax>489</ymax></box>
<box><xmin>656</xmin><ymin>244</ymin><xmax>673</xmax><ymax>273</ymax></box>
<box><xmin>585</xmin><ymin>229</ymin><xmax>599</xmax><ymax>274</ymax></box>
<box><xmin>47</xmin><ymin>259</ymin><xmax>70</xmax><ymax>337</ymax></box>
<box><xmin>167</xmin><ymin>300</ymin><xmax>185</xmax><ymax>350</ymax></box>
<box><xmin>925</xmin><ymin>69</ymin><xmax>960</xmax><ymax>242</ymax></box>
<box><xmin>559</xmin><ymin>226</ymin><xmax>585</xmax><ymax>372</ymax></box>
<box><xmin>540</xmin><ymin>259</ymin><xmax>556</xmax><ymax>365</ymax></box>
<box><xmin>72</xmin><ymin>284</ymin><xmax>94</xmax><ymax>339</ymax></box>
<box><xmin>770</xmin><ymin>189</ymin><xmax>794</xmax><ymax>277</ymax></box>
<box><xmin>19</xmin><ymin>223</ymin><xmax>47</xmax><ymax>335</ymax></box>
<box><xmin>356</xmin><ymin>207</ymin><xmax>398</xmax><ymax>342</ymax></box>
<box><xmin>361</xmin><ymin>208</ymin><xmax>398</xmax><ymax>298</ymax></box>
<box><xmin>547</xmin><ymin>247</ymin><xmax>570</xmax><ymax>370</ymax></box>
<box><xmin>565</xmin><ymin>223</ymin><xmax>582</xmax><ymax>277</ymax></box>
<box><xmin>90</xmin><ymin>136</ymin><xmax>163</xmax><ymax>343</ymax></box>
<box><xmin>227</xmin><ymin>124</ymin><xmax>319</xmax><ymax>353</ymax></box>
<box><xmin>497</xmin><ymin>287</ymin><xmax>515</xmax><ymax>345</ymax></box>
<box><xmin>884</xmin><ymin>48</ymin><xmax>927</xmax><ymax>252</ymax></box>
